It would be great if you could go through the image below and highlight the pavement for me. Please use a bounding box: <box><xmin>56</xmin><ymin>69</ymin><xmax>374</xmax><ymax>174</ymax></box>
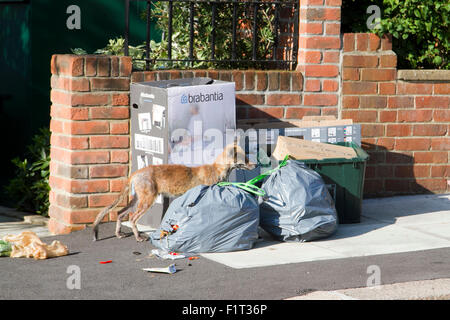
<box><xmin>287</xmin><ymin>278</ymin><xmax>450</xmax><ymax>300</ymax></box>
<box><xmin>0</xmin><ymin>193</ymin><xmax>449</xmax><ymax>300</ymax></box>
<box><xmin>202</xmin><ymin>193</ymin><xmax>450</xmax><ymax>268</ymax></box>
<box><xmin>0</xmin><ymin>206</ymin><xmax>51</xmax><ymax>239</ymax></box>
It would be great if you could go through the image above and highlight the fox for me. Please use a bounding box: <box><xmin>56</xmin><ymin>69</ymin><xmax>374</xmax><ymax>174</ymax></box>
<box><xmin>92</xmin><ymin>143</ymin><xmax>255</xmax><ymax>242</ymax></box>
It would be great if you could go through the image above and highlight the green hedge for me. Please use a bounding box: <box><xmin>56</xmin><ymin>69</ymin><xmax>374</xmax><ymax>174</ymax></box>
<box><xmin>5</xmin><ymin>128</ymin><xmax>50</xmax><ymax>216</ymax></box>
<box><xmin>342</xmin><ymin>0</ymin><xmax>449</xmax><ymax>69</ymax></box>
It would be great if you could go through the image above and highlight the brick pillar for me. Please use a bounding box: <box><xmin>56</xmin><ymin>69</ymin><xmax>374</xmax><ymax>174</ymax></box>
<box><xmin>48</xmin><ymin>55</ymin><xmax>132</xmax><ymax>234</ymax></box>
<box><xmin>341</xmin><ymin>33</ymin><xmax>449</xmax><ymax>196</ymax></box>
<box><xmin>341</xmin><ymin>33</ymin><xmax>396</xmax><ymax>122</ymax></box>
<box><xmin>296</xmin><ymin>0</ymin><xmax>342</xmax><ymax>117</ymax></box>
<box><xmin>340</xmin><ymin>33</ymin><xmax>396</xmax><ymax>195</ymax></box>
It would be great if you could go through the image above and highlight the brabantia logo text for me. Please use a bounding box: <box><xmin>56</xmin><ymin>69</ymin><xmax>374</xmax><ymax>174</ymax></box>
<box><xmin>181</xmin><ymin>92</ymin><xmax>224</xmax><ymax>104</ymax></box>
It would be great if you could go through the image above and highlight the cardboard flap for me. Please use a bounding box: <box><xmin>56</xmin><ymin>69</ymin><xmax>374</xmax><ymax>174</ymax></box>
<box><xmin>272</xmin><ymin>136</ymin><xmax>357</xmax><ymax>161</ymax></box>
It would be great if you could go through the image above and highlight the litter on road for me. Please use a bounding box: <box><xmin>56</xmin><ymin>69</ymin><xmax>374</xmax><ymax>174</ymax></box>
<box><xmin>142</xmin><ymin>263</ymin><xmax>177</xmax><ymax>274</ymax></box>
<box><xmin>1</xmin><ymin>231</ymin><xmax>68</xmax><ymax>260</ymax></box>
<box><xmin>0</xmin><ymin>240</ymin><xmax>11</xmax><ymax>257</ymax></box>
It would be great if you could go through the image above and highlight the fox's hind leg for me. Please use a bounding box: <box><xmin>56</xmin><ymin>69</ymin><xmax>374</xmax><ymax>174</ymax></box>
<box><xmin>115</xmin><ymin>196</ymin><xmax>137</xmax><ymax>239</ymax></box>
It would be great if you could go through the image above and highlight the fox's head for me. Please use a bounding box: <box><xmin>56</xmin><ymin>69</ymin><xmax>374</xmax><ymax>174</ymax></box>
<box><xmin>216</xmin><ymin>143</ymin><xmax>256</xmax><ymax>170</ymax></box>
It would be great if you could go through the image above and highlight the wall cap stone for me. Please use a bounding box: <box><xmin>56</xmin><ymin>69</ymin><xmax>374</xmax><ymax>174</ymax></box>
<box><xmin>397</xmin><ymin>70</ymin><xmax>450</xmax><ymax>81</ymax></box>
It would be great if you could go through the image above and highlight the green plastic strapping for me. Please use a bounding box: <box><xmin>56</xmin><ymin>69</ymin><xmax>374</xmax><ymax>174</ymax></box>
<box><xmin>217</xmin><ymin>181</ymin><xmax>266</xmax><ymax>197</ymax></box>
<box><xmin>218</xmin><ymin>155</ymin><xmax>289</xmax><ymax>197</ymax></box>
<box><xmin>245</xmin><ymin>155</ymin><xmax>290</xmax><ymax>186</ymax></box>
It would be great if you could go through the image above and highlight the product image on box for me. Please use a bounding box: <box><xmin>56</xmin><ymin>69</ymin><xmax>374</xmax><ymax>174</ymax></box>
<box><xmin>130</xmin><ymin>77</ymin><xmax>236</xmax><ymax>228</ymax></box>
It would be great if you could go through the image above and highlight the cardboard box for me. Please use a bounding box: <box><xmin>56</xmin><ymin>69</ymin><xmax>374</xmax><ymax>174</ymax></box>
<box><xmin>272</xmin><ymin>136</ymin><xmax>357</xmax><ymax>161</ymax></box>
<box><xmin>130</xmin><ymin>77</ymin><xmax>236</xmax><ymax>227</ymax></box>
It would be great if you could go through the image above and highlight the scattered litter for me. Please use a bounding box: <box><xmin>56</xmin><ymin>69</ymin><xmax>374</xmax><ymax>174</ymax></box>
<box><xmin>2</xmin><ymin>231</ymin><xmax>68</xmax><ymax>260</ymax></box>
<box><xmin>99</xmin><ymin>260</ymin><xmax>113</xmax><ymax>264</ymax></box>
<box><xmin>151</xmin><ymin>249</ymin><xmax>188</xmax><ymax>260</ymax></box>
<box><xmin>0</xmin><ymin>240</ymin><xmax>11</xmax><ymax>257</ymax></box>
<box><xmin>142</xmin><ymin>264</ymin><xmax>176</xmax><ymax>274</ymax></box>
<box><xmin>133</xmin><ymin>251</ymin><xmax>142</xmax><ymax>255</ymax></box>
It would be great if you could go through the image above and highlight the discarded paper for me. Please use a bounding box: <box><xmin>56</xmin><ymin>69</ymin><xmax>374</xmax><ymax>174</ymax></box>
<box><xmin>151</xmin><ymin>249</ymin><xmax>186</xmax><ymax>260</ymax></box>
<box><xmin>142</xmin><ymin>264</ymin><xmax>176</xmax><ymax>274</ymax></box>
<box><xmin>272</xmin><ymin>136</ymin><xmax>357</xmax><ymax>161</ymax></box>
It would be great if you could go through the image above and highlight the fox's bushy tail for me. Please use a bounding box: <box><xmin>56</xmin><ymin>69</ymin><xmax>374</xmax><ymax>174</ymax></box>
<box><xmin>92</xmin><ymin>184</ymin><xmax>130</xmax><ymax>241</ymax></box>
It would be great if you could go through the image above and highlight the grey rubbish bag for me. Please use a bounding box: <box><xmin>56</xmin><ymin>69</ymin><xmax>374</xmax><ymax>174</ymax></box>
<box><xmin>258</xmin><ymin>160</ymin><xmax>338</xmax><ymax>242</ymax></box>
<box><xmin>150</xmin><ymin>183</ymin><xmax>262</xmax><ymax>253</ymax></box>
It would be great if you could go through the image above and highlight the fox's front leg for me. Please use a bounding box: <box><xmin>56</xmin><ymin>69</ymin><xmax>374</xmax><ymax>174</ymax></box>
<box><xmin>115</xmin><ymin>214</ymin><xmax>128</xmax><ymax>239</ymax></box>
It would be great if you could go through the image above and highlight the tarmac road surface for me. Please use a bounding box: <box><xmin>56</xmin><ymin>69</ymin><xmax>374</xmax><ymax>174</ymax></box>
<box><xmin>1</xmin><ymin>222</ymin><xmax>450</xmax><ymax>300</ymax></box>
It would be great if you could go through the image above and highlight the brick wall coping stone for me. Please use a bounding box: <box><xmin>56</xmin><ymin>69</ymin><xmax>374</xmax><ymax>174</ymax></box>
<box><xmin>397</xmin><ymin>70</ymin><xmax>450</xmax><ymax>81</ymax></box>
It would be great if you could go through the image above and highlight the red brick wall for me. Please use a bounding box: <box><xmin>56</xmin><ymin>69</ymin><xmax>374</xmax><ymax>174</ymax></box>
<box><xmin>48</xmin><ymin>55</ymin><xmax>132</xmax><ymax>234</ymax></box>
<box><xmin>341</xmin><ymin>33</ymin><xmax>449</xmax><ymax>196</ymax></box>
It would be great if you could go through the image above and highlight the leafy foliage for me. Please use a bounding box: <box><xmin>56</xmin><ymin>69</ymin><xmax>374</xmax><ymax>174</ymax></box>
<box><xmin>5</xmin><ymin>128</ymin><xmax>50</xmax><ymax>216</ymax></box>
<box><xmin>72</xmin><ymin>38</ymin><xmax>147</xmax><ymax>70</ymax></box>
<box><xmin>146</xmin><ymin>1</ymin><xmax>278</xmax><ymax>69</ymax></box>
<box><xmin>70</xmin><ymin>48</ymin><xmax>88</xmax><ymax>55</ymax></box>
<box><xmin>342</xmin><ymin>0</ymin><xmax>449</xmax><ymax>69</ymax></box>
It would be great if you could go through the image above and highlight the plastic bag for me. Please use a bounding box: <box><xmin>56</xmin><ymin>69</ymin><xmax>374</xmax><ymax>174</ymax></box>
<box><xmin>259</xmin><ymin>160</ymin><xmax>338</xmax><ymax>242</ymax></box>
<box><xmin>3</xmin><ymin>231</ymin><xmax>69</xmax><ymax>260</ymax></box>
<box><xmin>0</xmin><ymin>240</ymin><xmax>11</xmax><ymax>257</ymax></box>
<box><xmin>151</xmin><ymin>184</ymin><xmax>260</xmax><ymax>254</ymax></box>
<box><xmin>150</xmin><ymin>249</ymin><xmax>191</xmax><ymax>260</ymax></box>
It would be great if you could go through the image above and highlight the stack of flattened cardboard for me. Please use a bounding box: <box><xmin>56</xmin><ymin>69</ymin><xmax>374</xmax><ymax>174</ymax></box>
<box><xmin>255</xmin><ymin>116</ymin><xmax>353</xmax><ymax>130</ymax></box>
<box><xmin>237</xmin><ymin>115</ymin><xmax>352</xmax><ymax>130</ymax></box>
<box><xmin>228</xmin><ymin>116</ymin><xmax>359</xmax><ymax>183</ymax></box>
<box><xmin>236</xmin><ymin>116</ymin><xmax>360</xmax><ymax>146</ymax></box>
<box><xmin>272</xmin><ymin>136</ymin><xmax>357</xmax><ymax>161</ymax></box>
<box><xmin>235</xmin><ymin>115</ymin><xmax>360</xmax><ymax>160</ymax></box>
